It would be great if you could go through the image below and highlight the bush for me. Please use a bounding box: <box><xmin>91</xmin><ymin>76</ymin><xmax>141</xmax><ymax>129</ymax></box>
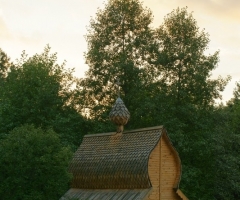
<box><xmin>0</xmin><ymin>124</ymin><xmax>72</xmax><ymax>200</ymax></box>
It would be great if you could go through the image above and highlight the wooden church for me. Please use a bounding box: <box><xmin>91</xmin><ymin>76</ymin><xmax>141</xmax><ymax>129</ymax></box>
<box><xmin>61</xmin><ymin>97</ymin><xmax>188</xmax><ymax>200</ymax></box>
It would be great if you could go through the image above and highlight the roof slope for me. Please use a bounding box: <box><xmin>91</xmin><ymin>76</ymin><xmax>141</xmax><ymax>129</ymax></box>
<box><xmin>69</xmin><ymin>126</ymin><xmax>163</xmax><ymax>189</ymax></box>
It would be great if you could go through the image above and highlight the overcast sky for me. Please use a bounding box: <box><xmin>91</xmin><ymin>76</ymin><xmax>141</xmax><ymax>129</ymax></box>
<box><xmin>0</xmin><ymin>0</ymin><xmax>239</xmax><ymax>103</ymax></box>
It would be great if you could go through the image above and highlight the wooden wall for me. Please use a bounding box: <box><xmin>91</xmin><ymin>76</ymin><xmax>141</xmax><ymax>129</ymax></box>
<box><xmin>147</xmin><ymin>133</ymin><xmax>182</xmax><ymax>200</ymax></box>
<box><xmin>148</xmin><ymin>140</ymin><xmax>160</xmax><ymax>200</ymax></box>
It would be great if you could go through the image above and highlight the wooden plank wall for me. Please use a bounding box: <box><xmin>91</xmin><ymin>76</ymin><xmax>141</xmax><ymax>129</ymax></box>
<box><xmin>147</xmin><ymin>134</ymin><xmax>181</xmax><ymax>200</ymax></box>
<box><xmin>147</xmin><ymin>142</ymin><xmax>160</xmax><ymax>200</ymax></box>
<box><xmin>160</xmin><ymin>135</ymin><xmax>181</xmax><ymax>199</ymax></box>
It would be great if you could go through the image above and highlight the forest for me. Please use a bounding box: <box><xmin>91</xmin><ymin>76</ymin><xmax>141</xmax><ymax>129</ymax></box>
<box><xmin>0</xmin><ymin>0</ymin><xmax>239</xmax><ymax>199</ymax></box>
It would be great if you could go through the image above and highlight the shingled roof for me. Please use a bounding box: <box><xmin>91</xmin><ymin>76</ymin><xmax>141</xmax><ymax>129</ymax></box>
<box><xmin>69</xmin><ymin>126</ymin><xmax>162</xmax><ymax>189</ymax></box>
<box><xmin>61</xmin><ymin>127</ymin><xmax>163</xmax><ymax>200</ymax></box>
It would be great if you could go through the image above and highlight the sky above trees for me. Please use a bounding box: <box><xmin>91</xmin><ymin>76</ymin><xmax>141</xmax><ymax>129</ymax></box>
<box><xmin>0</xmin><ymin>0</ymin><xmax>239</xmax><ymax>102</ymax></box>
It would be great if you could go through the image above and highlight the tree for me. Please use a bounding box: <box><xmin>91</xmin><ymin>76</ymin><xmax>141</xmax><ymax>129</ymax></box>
<box><xmin>0</xmin><ymin>46</ymin><xmax>85</xmax><ymax>148</ymax></box>
<box><xmin>210</xmin><ymin>82</ymin><xmax>240</xmax><ymax>199</ymax></box>
<box><xmin>0</xmin><ymin>48</ymin><xmax>11</xmax><ymax>80</ymax></box>
<box><xmin>0</xmin><ymin>124</ymin><xmax>72</xmax><ymax>200</ymax></box>
<box><xmin>153</xmin><ymin>7</ymin><xmax>230</xmax><ymax>110</ymax></box>
<box><xmin>149</xmin><ymin>8</ymin><xmax>231</xmax><ymax>199</ymax></box>
<box><xmin>77</xmin><ymin>0</ymin><xmax>155</xmax><ymax>126</ymax></box>
<box><xmin>211</xmin><ymin>98</ymin><xmax>240</xmax><ymax>200</ymax></box>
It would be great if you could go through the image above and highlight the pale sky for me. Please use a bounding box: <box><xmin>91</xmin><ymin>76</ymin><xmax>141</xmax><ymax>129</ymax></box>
<box><xmin>0</xmin><ymin>0</ymin><xmax>239</xmax><ymax>103</ymax></box>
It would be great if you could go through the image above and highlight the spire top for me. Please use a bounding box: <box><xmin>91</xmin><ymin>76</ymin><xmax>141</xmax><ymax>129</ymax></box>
<box><xmin>109</xmin><ymin>77</ymin><xmax>130</xmax><ymax>133</ymax></box>
<box><xmin>115</xmin><ymin>77</ymin><xmax>121</xmax><ymax>97</ymax></box>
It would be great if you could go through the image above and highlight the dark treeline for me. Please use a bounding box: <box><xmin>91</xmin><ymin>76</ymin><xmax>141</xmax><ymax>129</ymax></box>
<box><xmin>0</xmin><ymin>0</ymin><xmax>239</xmax><ymax>199</ymax></box>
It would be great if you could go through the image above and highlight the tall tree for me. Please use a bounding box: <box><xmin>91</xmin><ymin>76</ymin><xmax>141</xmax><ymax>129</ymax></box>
<box><xmin>0</xmin><ymin>46</ymin><xmax>85</xmax><ymax>148</ymax></box>
<box><xmin>149</xmin><ymin>7</ymin><xmax>231</xmax><ymax>145</ymax></box>
<box><xmin>77</xmin><ymin>0</ymin><xmax>155</xmax><ymax>125</ymax></box>
<box><xmin>153</xmin><ymin>7</ymin><xmax>230</xmax><ymax>110</ymax></box>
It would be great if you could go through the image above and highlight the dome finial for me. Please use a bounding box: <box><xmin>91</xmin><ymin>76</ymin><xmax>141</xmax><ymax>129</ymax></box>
<box><xmin>109</xmin><ymin>78</ymin><xmax>130</xmax><ymax>133</ymax></box>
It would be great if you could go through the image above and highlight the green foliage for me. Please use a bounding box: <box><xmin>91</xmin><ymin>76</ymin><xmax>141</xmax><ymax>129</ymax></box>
<box><xmin>0</xmin><ymin>46</ymin><xmax>85</xmax><ymax>148</ymax></box>
<box><xmin>154</xmin><ymin>7</ymin><xmax>230</xmax><ymax>108</ymax></box>
<box><xmin>211</xmin><ymin>106</ymin><xmax>240</xmax><ymax>200</ymax></box>
<box><xmin>0</xmin><ymin>48</ymin><xmax>11</xmax><ymax>79</ymax></box>
<box><xmin>228</xmin><ymin>82</ymin><xmax>240</xmax><ymax>131</ymax></box>
<box><xmin>1</xmin><ymin>46</ymin><xmax>72</xmax><ymax>129</ymax></box>
<box><xmin>210</xmin><ymin>83</ymin><xmax>240</xmax><ymax>199</ymax></box>
<box><xmin>77</xmin><ymin>0</ymin><xmax>155</xmax><ymax>124</ymax></box>
<box><xmin>0</xmin><ymin>124</ymin><xmax>72</xmax><ymax>200</ymax></box>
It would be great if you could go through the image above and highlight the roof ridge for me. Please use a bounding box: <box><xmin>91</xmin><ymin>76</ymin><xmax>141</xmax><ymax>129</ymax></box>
<box><xmin>84</xmin><ymin>125</ymin><xmax>164</xmax><ymax>138</ymax></box>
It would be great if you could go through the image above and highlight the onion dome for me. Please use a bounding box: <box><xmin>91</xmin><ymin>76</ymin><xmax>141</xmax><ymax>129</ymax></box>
<box><xmin>109</xmin><ymin>97</ymin><xmax>130</xmax><ymax>133</ymax></box>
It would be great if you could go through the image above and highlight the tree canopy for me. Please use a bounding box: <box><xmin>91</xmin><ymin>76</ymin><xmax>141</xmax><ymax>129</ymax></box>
<box><xmin>0</xmin><ymin>46</ymin><xmax>85</xmax><ymax>148</ymax></box>
<box><xmin>154</xmin><ymin>7</ymin><xmax>229</xmax><ymax>108</ymax></box>
<box><xmin>77</xmin><ymin>4</ymin><xmax>230</xmax><ymax>131</ymax></box>
<box><xmin>0</xmin><ymin>124</ymin><xmax>72</xmax><ymax>200</ymax></box>
<box><xmin>77</xmin><ymin>0</ymin><xmax>156</xmax><ymax>126</ymax></box>
<box><xmin>0</xmin><ymin>48</ymin><xmax>11</xmax><ymax>79</ymax></box>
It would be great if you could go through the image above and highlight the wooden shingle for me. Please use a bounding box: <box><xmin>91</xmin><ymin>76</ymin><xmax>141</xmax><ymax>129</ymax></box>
<box><xmin>69</xmin><ymin>127</ymin><xmax>162</xmax><ymax>189</ymax></box>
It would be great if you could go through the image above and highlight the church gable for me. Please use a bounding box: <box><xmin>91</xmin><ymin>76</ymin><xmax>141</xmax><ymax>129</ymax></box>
<box><xmin>147</xmin><ymin>130</ymin><xmax>186</xmax><ymax>200</ymax></box>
